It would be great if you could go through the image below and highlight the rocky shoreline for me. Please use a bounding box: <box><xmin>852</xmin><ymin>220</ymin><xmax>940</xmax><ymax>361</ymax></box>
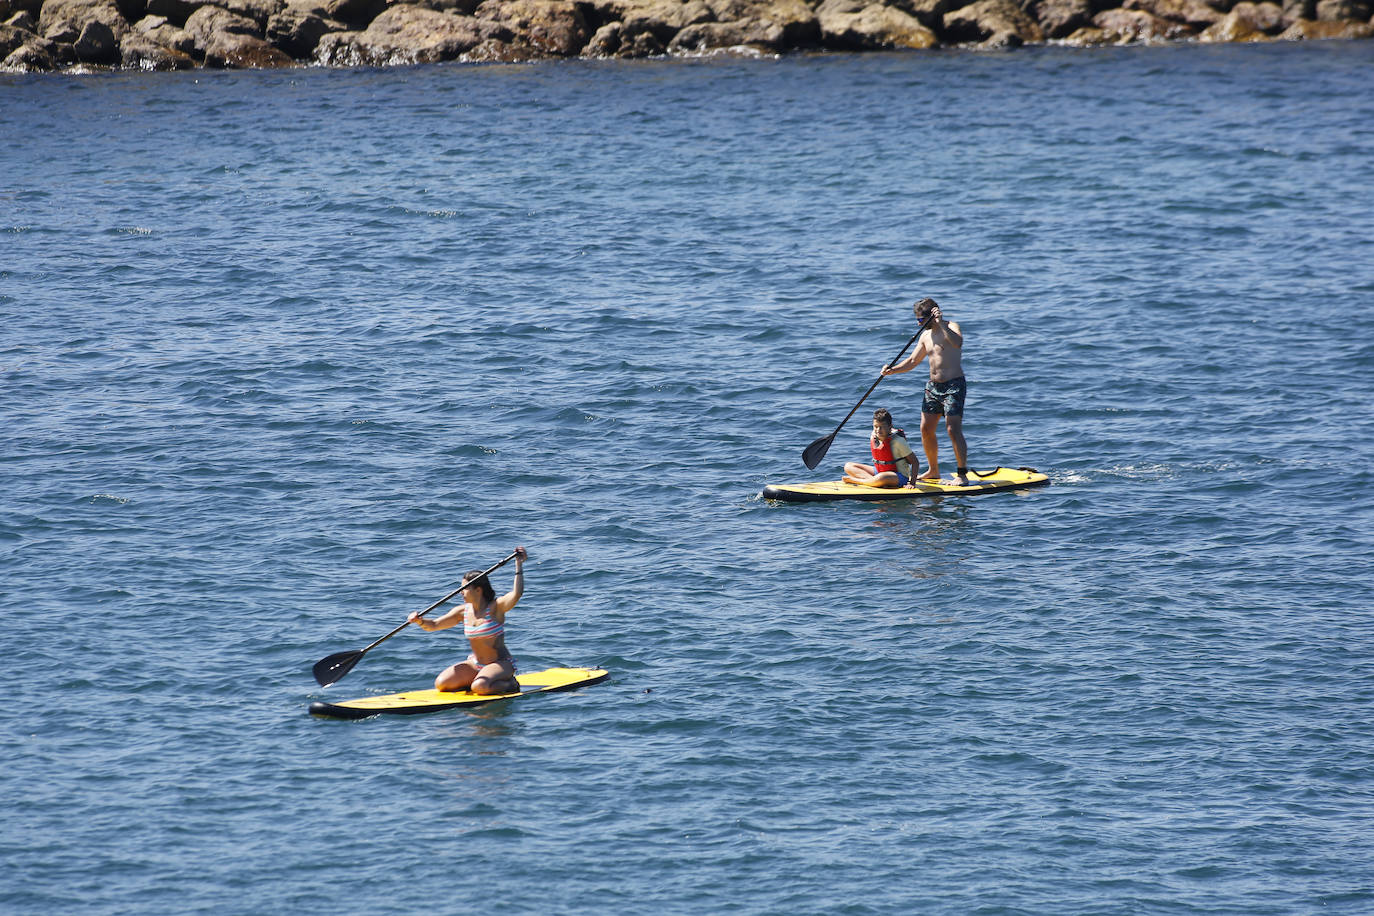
<box><xmin>2</xmin><ymin>0</ymin><xmax>1371</xmax><ymax>72</ymax></box>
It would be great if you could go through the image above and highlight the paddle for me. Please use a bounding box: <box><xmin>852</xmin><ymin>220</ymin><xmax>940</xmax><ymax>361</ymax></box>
<box><xmin>801</xmin><ymin>312</ymin><xmax>933</xmax><ymax>470</ymax></box>
<box><xmin>312</xmin><ymin>551</ymin><xmax>521</xmax><ymax>687</ymax></box>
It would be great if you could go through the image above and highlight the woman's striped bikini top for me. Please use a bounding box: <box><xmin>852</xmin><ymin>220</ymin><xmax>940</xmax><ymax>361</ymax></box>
<box><xmin>464</xmin><ymin>603</ymin><xmax>505</xmax><ymax>640</ymax></box>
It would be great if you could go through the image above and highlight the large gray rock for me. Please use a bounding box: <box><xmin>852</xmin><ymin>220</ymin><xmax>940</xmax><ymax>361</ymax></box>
<box><xmin>5</xmin><ymin>9</ymin><xmax>38</xmax><ymax>29</ymax></box>
<box><xmin>943</xmin><ymin>0</ymin><xmax>1044</xmax><ymax>44</ymax></box>
<box><xmin>264</xmin><ymin>6</ymin><xmax>344</xmax><ymax>55</ymax></box>
<box><xmin>591</xmin><ymin>0</ymin><xmax>715</xmax><ymax>33</ymax></box>
<box><xmin>3</xmin><ymin>32</ymin><xmax>75</xmax><ymax>67</ymax></box>
<box><xmin>1280</xmin><ymin>0</ymin><xmax>1312</xmax><ymax>19</ymax></box>
<box><xmin>890</xmin><ymin>0</ymin><xmax>949</xmax><ymax>29</ymax></box>
<box><xmin>73</xmin><ymin>16</ymin><xmax>117</xmax><ymax>58</ymax></box>
<box><xmin>1230</xmin><ymin>0</ymin><xmax>1284</xmax><ymax>27</ymax></box>
<box><xmin>1122</xmin><ymin>0</ymin><xmax>1223</xmax><ymax>26</ymax></box>
<box><xmin>704</xmin><ymin>0</ymin><xmax>818</xmax><ymax>44</ymax></box>
<box><xmin>1026</xmin><ymin>0</ymin><xmax>1093</xmax><ymax>38</ymax></box>
<box><xmin>203</xmin><ymin>29</ymin><xmax>293</xmax><ymax>63</ymax></box>
<box><xmin>471</xmin><ymin>0</ymin><xmax>591</xmax><ymax>54</ymax></box>
<box><xmin>583</xmin><ymin>18</ymin><xmax>669</xmax><ymax>54</ymax></box>
<box><xmin>315</xmin><ymin>3</ymin><xmax>510</xmax><ymax>64</ymax></box>
<box><xmin>1</xmin><ymin>20</ymin><xmax>35</xmax><ymax>55</ymax></box>
<box><xmin>1093</xmin><ymin>6</ymin><xmax>1195</xmax><ymax>37</ymax></box>
<box><xmin>1314</xmin><ymin>0</ymin><xmax>1370</xmax><ymax>18</ymax></box>
<box><xmin>38</xmin><ymin>0</ymin><xmax>130</xmax><ymax>36</ymax></box>
<box><xmin>816</xmin><ymin>0</ymin><xmax>937</xmax><ymax>48</ymax></box>
<box><xmin>134</xmin><ymin>13</ymin><xmax>196</xmax><ymax>51</ymax></box>
<box><xmin>44</xmin><ymin>16</ymin><xmax>80</xmax><ymax>39</ymax></box>
<box><xmin>3</xmin><ymin>36</ymin><xmax>52</xmax><ymax>66</ymax></box>
<box><xmin>1279</xmin><ymin>12</ymin><xmax>1373</xmax><ymax>30</ymax></box>
<box><xmin>667</xmin><ymin>17</ymin><xmax>785</xmax><ymax>49</ymax></box>
<box><xmin>1060</xmin><ymin>23</ymin><xmax>1117</xmax><ymax>41</ymax></box>
<box><xmin>217</xmin><ymin>0</ymin><xmax>288</xmax><ymax>27</ymax></box>
<box><xmin>184</xmin><ymin>3</ymin><xmax>262</xmax><ymax>46</ymax></box>
<box><xmin>119</xmin><ymin>28</ymin><xmax>197</xmax><ymax>64</ymax></box>
<box><xmin>1196</xmin><ymin>3</ymin><xmax>1278</xmax><ymax>36</ymax></box>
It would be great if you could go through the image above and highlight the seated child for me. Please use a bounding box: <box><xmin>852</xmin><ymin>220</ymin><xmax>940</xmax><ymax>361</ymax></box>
<box><xmin>842</xmin><ymin>408</ymin><xmax>917</xmax><ymax>488</ymax></box>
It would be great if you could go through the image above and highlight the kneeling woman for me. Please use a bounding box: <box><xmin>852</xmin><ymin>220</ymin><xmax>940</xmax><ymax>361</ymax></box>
<box><xmin>409</xmin><ymin>545</ymin><xmax>526</xmax><ymax>694</ymax></box>
<box><xmin>843</xmin><ymin>408</ymin><xmax>917</xmax><ymax>488</ymax></box>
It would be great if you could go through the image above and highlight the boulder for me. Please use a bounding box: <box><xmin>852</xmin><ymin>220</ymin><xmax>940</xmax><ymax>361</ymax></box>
<box><xmin>38</xmin><ymin>0</ymin><xmax>130</xmax><ymax>36</ymax></box>
<box><xmin>1314</xmin><ymin>0</ymin><xmax>1370</xmax><ymax>18</ymax></box>
<box><xmin>1060</xmin><ymin>22</ymin><xmax>1118</xmax><ymax>40</ymax></box>
<box><xmin>218</xmin><ymin>0</ymin><xmax>288</xmax><ymax>27</ymax></box>
<box><xmin>1278</xmin><ymin>12</ymin><xmax>1374</xmax><ymax>29</ymax></box>
<box><xmin>44</xmin><ymin>17</ymin><xmax>80</xmax><ymax>39</ymax></box>
<box><xmin>943</xmin><ymin>0</ymin><xmax>1045</xmax><ymax>45</ymax></box>
<box><xmin>3</xmin><ymin>33</ymin><xmax>75</xmax><ymax>67</ymax></box>
<box><xmin>3</xmin><ymin>35</ymin><xmax>53</xmax><ymax>66</ymax></box>
<box><xmin>593</xmin><ymin>0</ymin><xmax>715</xmax><ymax>34</ymax></box>
<box><xmin>583</xmin><ymin>18</ymin><xmax>669</xmax><ymax>54</ymax></box>
<box><xmin>1281</xmin><ymin>0</ymin><xmax>1313</xmax><ymax>19</ymax></box>
<box><xmin>667</xmin><ymin>17</ymin><xmax>785</xmax><ymax>49</ymax></box>
<box><xmin>701</xmin><ymin>0</ymin><xmax>817</xmax><ymax>44</ymax></box>
<box><xmin>1197</xmin><ymin>5</ymin><xmax>1274</xmax><ymax>35</ymax></box>
<box><xmin>134</xmin><ymin>13</ymin><xmax>196</xmax><ymax>51</ymax></box>
<box><xmin>315</xmin><ymin>4</ymin><xmax>509</xmax><ymax>65</ymax></box>
<box><xmin>1027</xmin><ymin>0</ymin><xmax>1094</xmax><ymax>37</ymax></box>
<box><xmin>73</xmin><ymin>16</ymin><xmax>117</xmax><ymax>58</ymax></box>
<box><xmin>6</xmin><ymin>9</ymin><xmax>38</xmax><ymax>29</ymax></box>
<box><xmin>890</xmin><ymin>0</ymin><xmax>948</xmax><ymax>29</ymax></box>
<box><xmin>816</xmin><ymin>0</ymin><xmax>937</xmax><ymax>48</ymax></box>
<box><xmin>119</xmin><ymin>28</ymin><xmax>196</xmax><ymax>63</ymax></box>
<box><xmin>471</xmin><ymin>0</ymin><xmax>591</xmax><ymax>54</ymax></box>
<box><xmin>1122</xmin><ymin>0</ymin><xmax>1223</xmax><ymax>26</ymax></box>
<box><xmin>1230</xmin><ymin>0</ymin><xmax>1284</xmax><ymax>28</ymax></box>
<box><xmin>583</xmin><ymin>19</ymin><xmax>622</xmax><ymax>52</ymax></box>
<box><xmin>202</xmin><ymin>29</ymin><xmax>293</xmax><ymax>62</ymax></box>
<box><xmin>1</xmin><ymin>20</ymin><xmax>35</xmax><ymax>55</ymax></box>
<box><xmin>184</xmin><ymin>3</ymin><xmax>262</xmax><ymax>46</ymax></box>
<box><xmin>264</xmin><ymin>6</ymin><xmax>344</xmax><ymax>55</ymax></box>
<box><xmin>1092</xmin><ymin>6</ymin><xmax>1194</xmax><ymax>37</ymax></box>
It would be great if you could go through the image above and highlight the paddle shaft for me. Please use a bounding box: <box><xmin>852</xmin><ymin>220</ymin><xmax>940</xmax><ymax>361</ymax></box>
<box><xmin>803</xmin><ymin>313</ymin><xmax>932</xmax><ymax>468</ymax></box>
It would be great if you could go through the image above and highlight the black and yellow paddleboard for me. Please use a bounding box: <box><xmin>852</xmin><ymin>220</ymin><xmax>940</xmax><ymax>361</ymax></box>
<box><xmin>308</xmin><ymin>667</ymin><xmax>608</xmax><ymax>719</ymax></box>
<box><xmin>761</xmin><ymin>466</ymin><xmax>1049</xmax><ymax>503</ymax></box>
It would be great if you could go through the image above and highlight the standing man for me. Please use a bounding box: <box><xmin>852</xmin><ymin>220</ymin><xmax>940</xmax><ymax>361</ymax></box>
<box><xmin>880</xmin><ymin>298</ymin><xmax>971</xmax><ymax>486</ymax></box>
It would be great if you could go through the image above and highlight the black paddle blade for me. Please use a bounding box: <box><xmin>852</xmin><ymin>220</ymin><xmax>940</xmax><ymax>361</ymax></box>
<box><xmin>313</xmin><ymin>649</ymin><xmax>364</xmax><ymax>687</ymax></box>
<box><xmin>802</xmin><ymin>433</ymin><xmax>835</xmax><ymax>470</ymax></box>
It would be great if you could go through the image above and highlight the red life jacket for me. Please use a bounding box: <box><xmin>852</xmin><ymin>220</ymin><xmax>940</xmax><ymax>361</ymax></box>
<box><xmin>871</xmin><ymin>429</ymin><xmax>908</xmax><ymax>474</ymax></box>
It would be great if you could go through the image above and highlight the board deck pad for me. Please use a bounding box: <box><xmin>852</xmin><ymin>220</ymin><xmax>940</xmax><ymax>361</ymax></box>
<box><xmin>308</xmin><ymin>666</ymin><xmax>608</xmax><ymax>719</ymax></box>
<box><xmin>761</xmin><ymin>466</ymin><xmax>1049</xmax><ymax>502</ymax></box>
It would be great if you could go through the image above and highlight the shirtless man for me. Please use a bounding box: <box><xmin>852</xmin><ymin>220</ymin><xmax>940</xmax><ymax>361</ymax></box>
<box><xmin>880</xmin><ymin>298</ymin><xmax>971</xmax><ymax>486</ymax></box>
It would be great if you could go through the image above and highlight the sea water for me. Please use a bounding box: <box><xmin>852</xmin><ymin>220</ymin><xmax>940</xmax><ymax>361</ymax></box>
<box><xmin>3</xmin><ymin>42</ymin><xmax>1373</xmax><ymax>914</ymax></box>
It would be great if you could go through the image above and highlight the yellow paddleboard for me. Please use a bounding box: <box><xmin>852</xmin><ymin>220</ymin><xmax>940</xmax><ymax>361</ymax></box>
<box><xmin>761</xmin><ymin>466</ymin><xmax>1049</xmax><ymax>502</ymax></box>
<box><xmin>309</xmin><ymin>667</ymin><xmax>608</xmax><ymax>719</ymax></box>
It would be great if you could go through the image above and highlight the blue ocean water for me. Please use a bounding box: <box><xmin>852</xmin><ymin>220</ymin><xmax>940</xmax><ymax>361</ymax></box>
<box><xmin>3</xmin><ymin>41</ymin><xmax>1373</xmax><ymax>914</ymax></box>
